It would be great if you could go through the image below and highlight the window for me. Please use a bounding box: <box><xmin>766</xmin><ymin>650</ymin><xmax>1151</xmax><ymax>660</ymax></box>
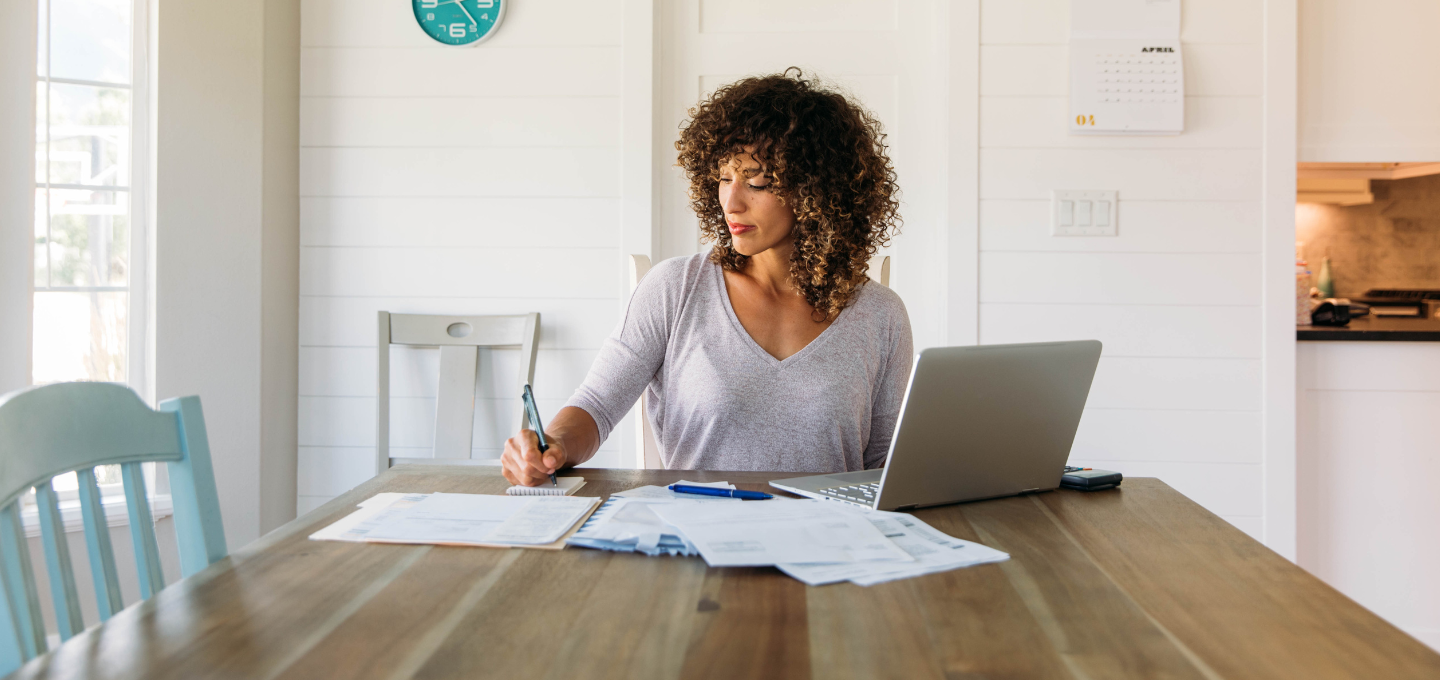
<box><xmin>33</xmin><ymin>0</ymin><xmax>145</xmax><ymax>387</ymax></box>
<box><xmin>26</xmin><ymin>0</ymin><xmax>155</xmax><ymax>517</ymax></box>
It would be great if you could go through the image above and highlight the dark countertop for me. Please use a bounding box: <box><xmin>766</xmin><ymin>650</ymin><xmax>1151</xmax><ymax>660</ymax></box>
<box><xmin>1298</xmin><ymin>314</ymin><xmax>1440</xmax><ymax>341</ymax></box>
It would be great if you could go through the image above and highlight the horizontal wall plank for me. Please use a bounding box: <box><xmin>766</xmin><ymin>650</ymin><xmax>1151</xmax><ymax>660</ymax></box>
<box><xmin>980</xmin><ymin>44</ymin><xmax>1261</xmax><ymax>97</ymax></box>
<box><xmin>700</xmin><ymin>0</ymin><xmax>898</xmax><ymax>33</ymax></box>
<box><xmin>981</xmin><ymin>96</ymin><xmax>1261</xmax><ymax>149</ymax></box>
<box><xmin>300</xmin><ymin>395</ymin><xmax>577</xmax><ymax>448</ymax></box>
<box><xmin>1065</xmin><ymin>460</ymin><xmax>1262</xmax><ymax>517</ymax></box>
<box><xmin>1087</xmin><ymin>357</ymin><xmax>1262</xmax><ymax>411</ymax></box>
<box><xmin>301</xmin><ymin>247</ymin><xmax>619</xmax><ymax>298</ymax></box>
<box><xmin>699</xmin><ymin>73</ymin><xmax>897</xmax><ymax>128</ymax></box>
<box><xmin>1298</xmin><ymin>342</ymin><xmax>1440</xmax><ymax>392</ymax></box>
<box><xmin>298</xmin><ymin>296</ymin><xmax>620</xmax><ymax>350</ymax></box>
<box><xmin>298</xmin><ymin>496</ymin><xmax>331</xmax><ymax>516</ymax></box>
<box><xmin>1070</xmin><ymin>408</ymin><xmax>1262</xmax><ymax>464</ymax></box>
<box><xmin>980</xmin><ymin>0</ymin><xmax>1261</xmax><ymax>45</ymax></box>
<box><xmin>979</xmin><ymin>199</ymin><xmax>1260</xmax><ymax>253</ymax></box>
<box><xmin>980</xmin><ymin>304</ymin><xmax>1261</xmax><ymax>358</ymax></box>
<box><xmin>302</xmin><ymin>0</ymin><xmax>621</xmax><ymax>48</ymax></box>
<box><xmin>692</xmin><ymin>34</ymin><xmax>898</xmax><ymax>77</ymax></box>
<box><xmin>980</xmin><ymin>149</ymin><xmax>1261</xmax><ymax>201</ymax></box>
<box><xmin>301</xmin><ymin>47</ymin><xmax>620</xmax><ymax>97</ymax></box>
<box><xmin>301</xmin><ymin>197</ymin><xmax>620</xmax><ymax>249</ymax></box>
<box><xmin>300</xmin><ymin>97</ymin><xmax>620</xmax><ymax>148</ymax></box>
<box><xmin>298</xmin><ymin>447</ymin><xmax>378</xmax><ymax>497</ymax></box>
<box><xmin>979</xmin><ymin>252</ymin><xmax>1259</xmax><ymax>305</ymax></box>
<box><xmin>300</xmin><ymin>346</ymin><xmax>600</xmax><ymax>399</ymax></box>
<box><xmin>300</xmin><ymin>147</ymin><xmax>619</xmax><ymax>198</ymax></box>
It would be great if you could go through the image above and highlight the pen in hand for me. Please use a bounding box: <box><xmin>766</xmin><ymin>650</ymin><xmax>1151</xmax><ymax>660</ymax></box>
<box><xmin>521</xmin><ymin>384</ymin><xmax>557</xmax><ymax>487</ymax></box>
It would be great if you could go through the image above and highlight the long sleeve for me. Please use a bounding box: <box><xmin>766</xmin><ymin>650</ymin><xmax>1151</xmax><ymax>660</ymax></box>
<box><xmin>863</xmin><ymin>294</ymin><xmax>915</xmax><ymax>469</ymax></box>
<box><xmin>563</xmin><ymin>258</ymin><xmax>678</xmax><ymax>443</ymax></box>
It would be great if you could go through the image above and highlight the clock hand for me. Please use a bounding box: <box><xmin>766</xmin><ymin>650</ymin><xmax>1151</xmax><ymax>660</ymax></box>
<box><xmin>444</xmin><ymin>0</ymin><xmax>479</xmax><ymax>26</ymax></box>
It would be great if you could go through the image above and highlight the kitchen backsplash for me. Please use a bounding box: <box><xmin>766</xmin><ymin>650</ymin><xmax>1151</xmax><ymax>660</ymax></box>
<box><xmin>1296</xmin><ymin>174</ymin><xmax>1440</xmax><ymax>297</ymax></box>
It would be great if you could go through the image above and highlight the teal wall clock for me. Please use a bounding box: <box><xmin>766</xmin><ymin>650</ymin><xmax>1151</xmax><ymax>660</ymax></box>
<box><xmin>412</xmin><ymin>0</ymin><xmax>506</xmax><ymax>47</ymax></box>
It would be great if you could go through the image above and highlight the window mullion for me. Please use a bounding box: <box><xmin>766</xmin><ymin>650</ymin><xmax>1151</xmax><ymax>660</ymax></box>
<box><xmin>43</xmin><ymin>0</ymin><xmax>50</xmax><ymax>290</ymax></box>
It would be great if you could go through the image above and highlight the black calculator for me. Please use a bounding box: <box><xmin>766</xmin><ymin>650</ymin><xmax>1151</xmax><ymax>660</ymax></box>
<box><xmin>1060</xmin><ymin>466</ymin><xmax>1123</xmax><ymax>491</ymax></box>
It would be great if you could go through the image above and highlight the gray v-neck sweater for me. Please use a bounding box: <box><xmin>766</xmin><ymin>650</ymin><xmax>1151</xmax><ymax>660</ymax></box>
<box><xmin>566</xmin><ymin>252</ymin><xmax>914</xmax><ymax>473</ymax></box>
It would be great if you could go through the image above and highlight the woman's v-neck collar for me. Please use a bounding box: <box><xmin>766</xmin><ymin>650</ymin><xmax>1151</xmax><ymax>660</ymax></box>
<box><xmin>710</xmin><ymin>258</ymin><xmax>852</xmax><ymax>368</ymax></box>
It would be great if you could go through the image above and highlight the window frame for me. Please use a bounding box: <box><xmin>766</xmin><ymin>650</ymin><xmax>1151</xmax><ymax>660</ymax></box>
<box><xmin>31</xmin><ymin>0</ymin><xmax>151</xmax><ymax>399</ymax></box>
<box><xmin>23</xmin><ymin>0</ymin><xmax>161</xmax><ymax>514</ymax></box>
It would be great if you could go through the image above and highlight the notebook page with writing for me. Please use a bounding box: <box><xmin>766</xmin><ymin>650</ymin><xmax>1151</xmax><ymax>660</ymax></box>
<box><xmin>507</xmin><ymin>476</ymin><xmax>585</xmax><ymax>496</ymax></box>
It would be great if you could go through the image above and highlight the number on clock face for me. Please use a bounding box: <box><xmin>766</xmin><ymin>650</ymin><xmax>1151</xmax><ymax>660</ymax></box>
<box><xmin>411</xmin><ymin>0</ymin><xmax>504</xmax><ymax>47</ymax></box>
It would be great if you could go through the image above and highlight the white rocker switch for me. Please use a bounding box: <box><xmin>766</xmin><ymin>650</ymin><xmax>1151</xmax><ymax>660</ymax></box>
<box><xmin>1052</xmin><ymin>190</ymin><xmax>1118</xmax><ymax>237</ymax></box>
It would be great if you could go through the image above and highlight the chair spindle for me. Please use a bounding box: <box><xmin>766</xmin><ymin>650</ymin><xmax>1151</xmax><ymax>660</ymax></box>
<box><xmin>77</xmin><ymin>468</ymin><xmax>124</xmax><ymax>620</ymax></box>
<box><xmin>121</xmin><ymin>463</ymin><xmax>165</xmax><ymax>600</ymax></box>
<box><xmin>0</xmin><ymin>503</ymin><xmax>46</xmax><ymax>660</ymax></box>
<box><xmin>34</xmin><ymin>480</ymin><xmax>84</xmax><ymax>641</ymax></box>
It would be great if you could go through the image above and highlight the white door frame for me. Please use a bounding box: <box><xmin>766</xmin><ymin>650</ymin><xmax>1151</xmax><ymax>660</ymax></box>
<box><xmin>1261</xmin><ymin>0</ymin><xmax>1299</xmax><ymax>560</ymax></box>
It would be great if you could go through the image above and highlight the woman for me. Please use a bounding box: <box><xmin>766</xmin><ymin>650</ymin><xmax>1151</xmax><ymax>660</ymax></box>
<box><xmin>503</xmin><ymin>69</ymin><xmax>912</xmax><ymax>486</ymax></box>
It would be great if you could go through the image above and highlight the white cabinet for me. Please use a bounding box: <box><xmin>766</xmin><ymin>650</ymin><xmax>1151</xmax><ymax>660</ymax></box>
<box><xmin>1297</xmin><ymin>341</ymin><xmax>1440</xmax><ymax>652</ymax></box>
<box><xmin>1299</xmin><ymin>0</ymin><xmax>1440</xmax><ymax>161</ymax></box>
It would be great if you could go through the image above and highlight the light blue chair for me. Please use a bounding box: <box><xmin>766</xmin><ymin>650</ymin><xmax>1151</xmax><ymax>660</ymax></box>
<box><xmin>0</xmin><ymin>382</ymin><xmax>227</xmax><ymax>675</ymax></box>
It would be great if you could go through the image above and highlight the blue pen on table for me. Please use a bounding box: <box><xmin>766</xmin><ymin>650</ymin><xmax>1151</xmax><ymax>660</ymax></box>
<box><xmin>668</xmin><ymin>484</ymin><xmax>773</xmax><ymax>500</ymax></box>
<box><xmin>521</xmin><ymin>384</ymin><xmax>557</xmax><ymax>487</ymax></box>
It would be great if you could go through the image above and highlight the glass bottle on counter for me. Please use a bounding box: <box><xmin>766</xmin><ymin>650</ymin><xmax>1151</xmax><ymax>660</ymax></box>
<box><xmin>1316</xmin><ymin>257</ymin><xmax>1335</xmax><ymax>299</ymax></box>
<box><xmin>1296</xmin><ymin>248</ymin><xmax>1312</xmax><ymax>325</ymax></box>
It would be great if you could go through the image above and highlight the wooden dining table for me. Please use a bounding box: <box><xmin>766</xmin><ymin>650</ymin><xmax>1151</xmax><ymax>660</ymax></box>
<box><xmin>9</xmin><ymin>465</ymin><xmax>1440</xmax><ymax>680</ymax></box>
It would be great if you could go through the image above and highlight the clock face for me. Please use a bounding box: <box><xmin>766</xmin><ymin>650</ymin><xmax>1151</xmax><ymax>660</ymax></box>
<box><xmin>412</xmin><ymin>0</ymin><xmax>505</xmax><ymax>47</ymax></box>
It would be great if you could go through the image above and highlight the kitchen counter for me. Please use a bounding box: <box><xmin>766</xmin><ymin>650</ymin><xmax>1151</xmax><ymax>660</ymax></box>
<box><xmin>1297</xmin><ymin>314</ymin><xmax>1440</xmax><ymax>341</ymax></box>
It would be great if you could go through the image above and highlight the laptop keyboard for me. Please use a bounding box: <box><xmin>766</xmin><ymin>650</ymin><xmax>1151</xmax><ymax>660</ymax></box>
<box><xmin>817</xmin><ymin>482</ymin><xmax>880</xmax><ymax>507</ymax></box>
<box><xmin>817</xmin><ymin>467</ymin><xmax>1084</xmax><ymax>507</ymax></box>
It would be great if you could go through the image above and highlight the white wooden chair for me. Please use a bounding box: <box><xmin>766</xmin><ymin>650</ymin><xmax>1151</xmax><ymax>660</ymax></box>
<box><xmin>376</xmin><ymin>312</ymin><xmax>540</xmax><ymax>474</ymax></box>
<box><xmin>626</xmin><ymin>254</ymin><xmax>891</xmax><ymax>469</ymax></box>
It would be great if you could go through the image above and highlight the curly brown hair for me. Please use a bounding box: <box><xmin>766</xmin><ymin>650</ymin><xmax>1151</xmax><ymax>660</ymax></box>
<box><xmin>675</xmin><ymin>68</ymin><xmax>901</xmax><ymax>321</ymax></box>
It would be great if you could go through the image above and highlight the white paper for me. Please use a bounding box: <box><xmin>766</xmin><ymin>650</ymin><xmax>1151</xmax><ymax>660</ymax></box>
<box><xmin>675</xmin><ymin>480</ymin><xmax>736</xmax><ymax>489</ymax></box>
<box><xmin>649</xmin><ymin>499</ymin><xmax>913</xmax><ymax>567</ymax></box>
<box><xmin>485</xmin><ymin>496</ymin><xmax>596</xmax><ymax>544</ymax></box>
<box><xmin>613</xmin><ymin>483</ymin><xmax>739</xmax><ymax>501</ymax></box>
<box><xmin>309</xmin><ymin>493</ymin><xmax>429</xmax><ymax>542</ymax></box>
<box><xmin>778</xmin><ymin>511</ymin><xmax>1009</xmax><ymax>586</ymax></box>
<box><xmin>573</xmin><ymin>497</ymin><xmax>699</xmax><ymax>546</ymax></box>
<box><xmin>361</xmin><ymin>492</ymin><xmax>595</xmax><ymax>546</ymax></box>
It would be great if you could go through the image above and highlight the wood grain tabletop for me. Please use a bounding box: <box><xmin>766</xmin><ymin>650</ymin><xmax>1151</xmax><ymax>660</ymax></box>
<box><xmin>10</xmin><ymin>465</ymin><xmax>1439</xmax><ymax>680</ymax></box>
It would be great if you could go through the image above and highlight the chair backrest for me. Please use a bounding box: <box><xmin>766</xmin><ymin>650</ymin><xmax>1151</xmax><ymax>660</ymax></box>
<box><xmin>629</xmin><ymin>256</ymin><xmax>664</xmax><ymax>470</ymax></box>
<box><xmin>869</xmin><ymin>254</ymin><xmax>891</xmax><ymax>287</ymax></box>
<box><xmin>377</xmin><ymin>312</ymin><xmax>541</xmax><ymax>473</ymax></box>
<box><xmin>0</xmin><ymin>382</ymin><xmax>227</xmax><ymax>675</ymax></box>
<box><xmin>626</xmin><ymin>254</ymin><xmax>891</xmax><ymax>469</ymax></box>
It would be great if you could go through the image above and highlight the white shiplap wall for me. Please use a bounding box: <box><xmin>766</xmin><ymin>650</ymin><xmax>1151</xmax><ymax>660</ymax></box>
<box><xmin>296</xmin><ymin>0</ymin><xmax>625</xmax><ymax>514</ymax></box>
<box><xmin>977</xmin><ymin>0</ymin><xmax>1266</xmax><ymax>538</ymax></box>
<box><xmin>657</xmin><ymin>0</ymin><xmax>951</xmax><ymax>348</ymax></box>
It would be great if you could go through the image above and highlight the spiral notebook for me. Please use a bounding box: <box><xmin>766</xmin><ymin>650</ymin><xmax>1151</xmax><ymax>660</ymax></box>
<box><xmin>506</xmin><ymin>476</ymin><xmax>585</xmax><ymax>496</ymax></box>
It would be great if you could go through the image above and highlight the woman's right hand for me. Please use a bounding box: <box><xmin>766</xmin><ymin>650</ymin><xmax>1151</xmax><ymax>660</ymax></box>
<box><xmin>501</xmin><ymin>429</ymin><xmax>569</xmax><ymax>486</ymax></box>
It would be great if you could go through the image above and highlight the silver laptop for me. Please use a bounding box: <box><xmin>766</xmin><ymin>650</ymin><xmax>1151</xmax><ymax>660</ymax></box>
<box><xmin>769</xmin><ymin>340</ymin><xmax>1102</xmax><ymax>511</ymax></box>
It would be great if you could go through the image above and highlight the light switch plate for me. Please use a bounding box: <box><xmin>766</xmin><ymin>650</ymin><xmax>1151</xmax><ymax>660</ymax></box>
<box><xmin>1052</xmin><ymin>190</ymin><xmax>1117</xmax><ymax>236</ymax></box>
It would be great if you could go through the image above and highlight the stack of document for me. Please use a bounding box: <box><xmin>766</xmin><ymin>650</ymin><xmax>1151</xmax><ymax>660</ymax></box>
<box><xmin>311</xmin><ymin>492</ymin><xmax>599</xmax><ymax>548</ymax></box>
<box><xmin>776</xmin><ymin>511</ymin><xmax>1009</xmax><ymax>586</ymax></box>
<box><xmin>566</xmin><ymin>480</ymin><xmax>739</xmax><ymax>556</ymax></box>
<box><xmin>566</xmin><ymin>483</ymin><xmax>1009</xmax><ymax>586</ymax></box>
